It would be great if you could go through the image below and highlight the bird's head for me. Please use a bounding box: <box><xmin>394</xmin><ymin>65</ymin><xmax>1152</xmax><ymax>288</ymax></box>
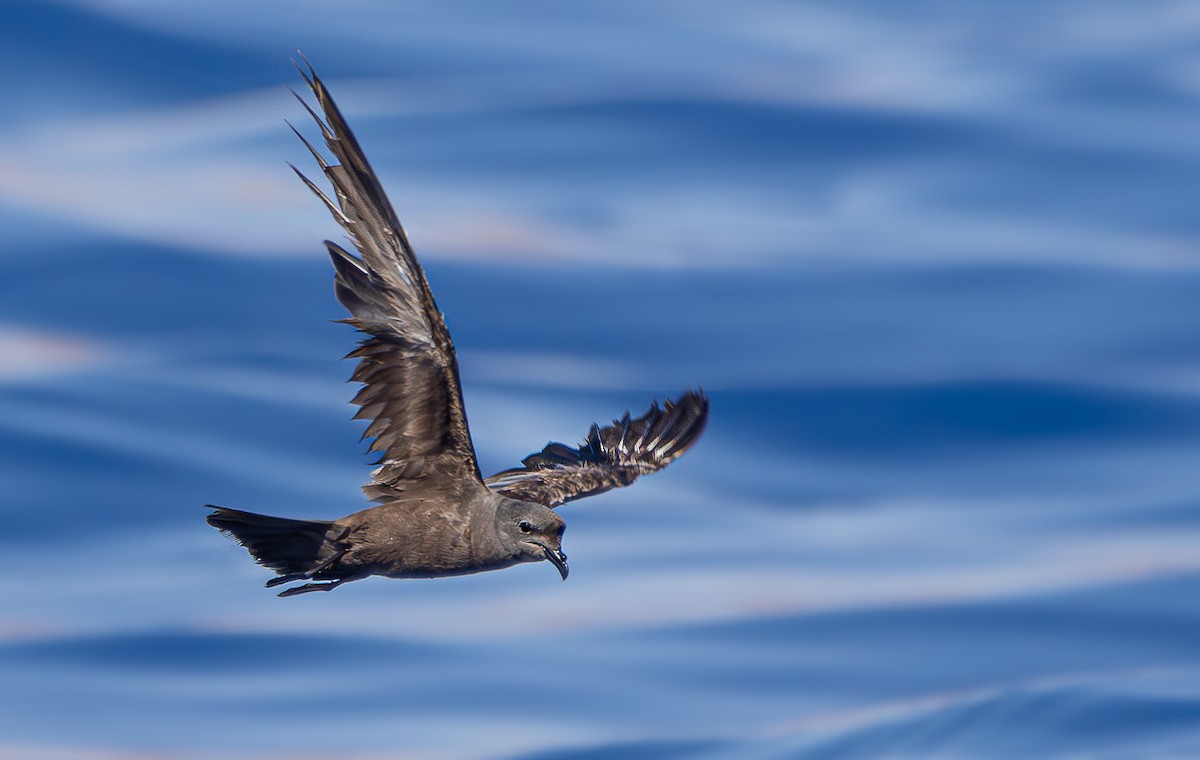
<box><xmin>495</xmin><ymin>499</ymin><xmax>568</xmax><ymax>580</ymax></box>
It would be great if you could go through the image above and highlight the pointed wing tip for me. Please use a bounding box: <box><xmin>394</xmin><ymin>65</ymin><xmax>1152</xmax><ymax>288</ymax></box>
<box><xmin>678</xmin><ymin>386</ymin><xmax>711</xmax><ymax>427</ymax></box>
<box><xmin>673</xmin><ymin>388</ymin><xmax>707</xmax><ymax>414</ymax></box>
<box><xmin>291</xmin><ymin>52</ymin><xmax>317</xmax><ymax>89</ymax></box>
<box><xmin>644</xmin><ymin>387</ymin><xmax>709</xmax><ymax>465</ymax></box>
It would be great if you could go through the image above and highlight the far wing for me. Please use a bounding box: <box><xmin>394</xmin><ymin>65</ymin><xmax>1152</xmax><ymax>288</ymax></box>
<box><xmin>485</xmin><ymin>389</ymin><xmax>708</xmax><ymax>508</ymax></box>
<box><xmin>291</xmin><ymin>61</ymin><xmax>483</xmax><ymax>498</ymax></box>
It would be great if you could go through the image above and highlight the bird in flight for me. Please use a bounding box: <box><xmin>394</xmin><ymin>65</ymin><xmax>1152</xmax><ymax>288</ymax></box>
<box><xmin>206</xmin><ymin>63</ymin><xmax>708</xmax><ymax>597</ymax></box>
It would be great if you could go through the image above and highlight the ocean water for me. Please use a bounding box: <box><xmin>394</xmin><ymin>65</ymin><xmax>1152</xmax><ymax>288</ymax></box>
<box><xmin>3</xmin><ymin>1</ymin><xmax>1200</xmax><ymax>758</ymax></box>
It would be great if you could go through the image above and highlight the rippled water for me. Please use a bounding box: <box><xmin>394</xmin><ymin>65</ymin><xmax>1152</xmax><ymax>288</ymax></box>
<box><xmin>3</xmin><ymin>1</ymin><xmax>1200</xmax><ymax>758</ymax></box>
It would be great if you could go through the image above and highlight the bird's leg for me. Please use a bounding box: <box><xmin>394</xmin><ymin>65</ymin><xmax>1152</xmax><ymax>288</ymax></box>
<box><xmin>276</xmin><ymin>573</ymin><xmax>366</xmax><ymax>597</ymax></box>
<box><xmin>264</xmin><ymin>544</ymin><xmax>351</xmax><ymax>588</ymax></box>
<box><xmin>265</xmin><ymin>572</ymin><xmax>308</xmax><ymax>588</ymax></box>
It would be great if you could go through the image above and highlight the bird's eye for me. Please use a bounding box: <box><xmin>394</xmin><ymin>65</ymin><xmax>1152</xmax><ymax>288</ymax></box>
<box><xmin>518</xmin><ymin>520</ymin><xmax>533</xmax><ymax>533</ymax></box>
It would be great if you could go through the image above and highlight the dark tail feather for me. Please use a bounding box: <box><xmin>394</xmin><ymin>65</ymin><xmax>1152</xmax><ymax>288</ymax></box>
<box><xmin>206</xmin><ymin>506</ymin><xmax>339</xmax><ymax>579</ymax></box>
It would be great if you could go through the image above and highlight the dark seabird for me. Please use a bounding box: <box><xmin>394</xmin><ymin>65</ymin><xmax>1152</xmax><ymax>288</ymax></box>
<box><xmin>206</xmin><ymin>64</ymin><xmax>708</xmax><ymax>596</ymax></box>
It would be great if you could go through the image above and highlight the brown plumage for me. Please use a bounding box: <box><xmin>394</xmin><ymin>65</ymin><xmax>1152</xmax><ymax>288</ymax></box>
<box><xmin>206</xmin><ymin>61</ymin><xmax>708</xmax><ymax>597</ymax></box>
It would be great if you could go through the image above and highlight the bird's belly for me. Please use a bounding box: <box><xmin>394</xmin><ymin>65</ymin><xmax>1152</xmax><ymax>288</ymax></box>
<box><xmin>340</xmin><ymin>518</ymin><xmax>520</xmax><ymax>580</ymax></box>
<box><xmin>375</xmin><ymin>554</ymin><xmax>525</xmax><ymax>579</ymax></box>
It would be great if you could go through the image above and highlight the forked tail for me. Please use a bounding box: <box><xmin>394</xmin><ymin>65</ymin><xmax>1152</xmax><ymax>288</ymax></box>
<box><xmin>205</xmin><ymin>506</ymin><xmax>359</xmax><ymax>596</ymax></box>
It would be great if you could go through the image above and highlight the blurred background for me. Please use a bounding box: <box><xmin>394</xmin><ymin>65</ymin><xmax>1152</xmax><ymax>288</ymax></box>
<box><xmin>3</xmin><ymin>1</ymin><xmax>1200</xmax><ymax>758</ymax></box>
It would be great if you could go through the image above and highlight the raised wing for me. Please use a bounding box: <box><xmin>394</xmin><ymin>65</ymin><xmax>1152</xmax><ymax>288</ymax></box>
<box><xmin>292</xmin><ymin>62</ymin><xmax>482</xmax><ymax>498</ymax></box>
<box><xmin>485</xmin><ymin>389</ymin><xmax>708</xmax><ymax>508</ymax></box>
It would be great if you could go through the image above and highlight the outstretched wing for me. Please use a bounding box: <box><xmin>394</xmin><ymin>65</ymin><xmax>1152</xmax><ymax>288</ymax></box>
<box><xmin>292</xmin><ymin>62</ymin><xmax>482</xmax><ymax>498</ymax></box>
<box><xmin>485</xmin><ymin>389</ymin><xmax>708</xmax><ymax>508</ymax></box>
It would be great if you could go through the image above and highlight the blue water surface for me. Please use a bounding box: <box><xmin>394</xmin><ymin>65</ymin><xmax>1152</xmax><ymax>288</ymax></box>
<box><xmin>2</xmin><ymin>1</ymin><xmax>1200</xmax><ymax>758</ymax></box>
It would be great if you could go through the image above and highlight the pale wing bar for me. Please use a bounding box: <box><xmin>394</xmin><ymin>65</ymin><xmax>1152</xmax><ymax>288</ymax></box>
<box><xmin>485</xmin><ymin>389</ymin><xmax>708</xmax><ymax>508</ymax></box>
<box><xmin>293</xmin><ymin>62</ymin><xmax>482</xmax><ymax>492</ymax></box>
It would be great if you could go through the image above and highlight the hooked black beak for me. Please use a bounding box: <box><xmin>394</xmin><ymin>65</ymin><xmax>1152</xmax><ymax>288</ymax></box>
<box><xmin>540</xmin><ymin>543</ymin><xmax>569</xmax><ymax>581</ymax></box>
